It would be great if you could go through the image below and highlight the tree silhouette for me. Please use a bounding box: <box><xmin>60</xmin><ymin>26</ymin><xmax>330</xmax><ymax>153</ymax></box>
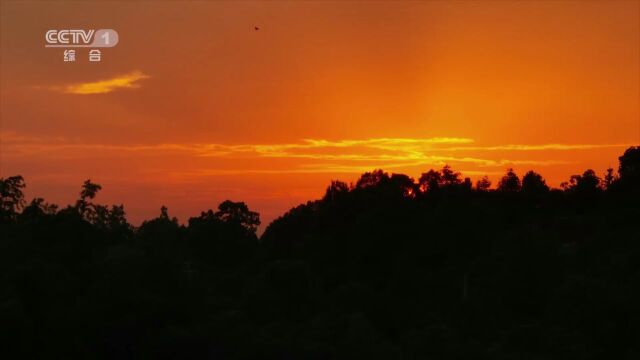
<box><xmin>323</xmin><ymin>180</ymin><xmax>350</xmax><ymax>203</ymax></box>
<box><xmin>618</xmin><ymin>146</ymin><xmax>640</xmax><ymax>179</ymax></box>
<box><xmin>497</xmin><ymin>168</ymin><xmax>521</xmax><ymax>192</ymax></box>
<box><xmin>603</xmin><ymin>167</ymin><xmax>616</xmax><ymax>190</ymax></box>
<box><xmin>521</xmin><ymin>170</ymin><xmax>549</xmax><ymax>195</ymax></box>
<box><xmin>20</xmin><ymin>197</ymin><xmax>58</xmax><ymax>219</ymax></box>
<box><xmin>462</xmin><ymin>177</ymin><xmax>473</xmax><ymax>191</ymax></box>
<box><xmin>615</xmin><ymin>146</ymin><xmax>640</xmax><ymax>192</ymax></box>
<box><xmin>441</xmin><ymin>165</ymin><xmax>462</xmax><ymax>187</ymax></box>
<box><xmin>356</xmin><ymin>169</ymin><xmax>389</xmax><ymax>189</ymax></box>
<box><xmin>75</xmin><ymin>179</ymin><xmax>102</xmax><ymax>221</ymax></box>
<box><xmin>475</xmin><ymin>176</ymin><xmax>492</xmax><ymax>191</ymax></box>
<box><xmin>1</xmin><ymin>146</ymin><xmax>639</xmax><ymax>359</ymax></box>
<box><xmin>389</xmin><ymin>173</ymin><xmax>417</xmax><ymax>198</ymax></box>
<box><xmin>0</xmin><ymin>175</ymin><xmax>26</xmax><ymax>221</ymax></box>
<box><xmin>215</xmin><ymin>200</ymin><xmax>261</xmax><ymax>234</ymax></box>
<box><xmin>80</xmin><ymin>179</ymin><xmax>102</xmax><ymax>200</ymax></box>
<box><xmin>562</xmin><ymin>169</ymin><xmax>601</xmax><ymax>193</ymax></box>
<box><xmin>418</xmin><ymin>169</ymin><xmax>442</xmax><ymax>193</ymax></box>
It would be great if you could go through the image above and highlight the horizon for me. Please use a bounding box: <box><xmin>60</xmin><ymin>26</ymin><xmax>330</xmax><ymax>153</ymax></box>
<box><xmin>2</xmin><ymin>146</ymin><xmax>637</xmax><ymax>237</ymax></box>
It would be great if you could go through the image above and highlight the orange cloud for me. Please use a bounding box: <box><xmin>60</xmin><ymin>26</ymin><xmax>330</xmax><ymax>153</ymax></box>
<box><xmin>438</xmin><ymin>144</ymin><xmax>633</xmax><ymax>151</ymax></box>
<box><xmin>3</xmin><ymin>131</ymin><xmax>624</xmax><ymax>175</ymax></box>
<box><xmin>41</xmin><ymin>71</ymin><xmax>150</xmax><ymax>94</ymax></box>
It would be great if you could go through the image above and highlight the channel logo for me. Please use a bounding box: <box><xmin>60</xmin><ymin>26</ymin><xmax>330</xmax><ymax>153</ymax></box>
<box><xmin>45</xmin><ymin>29</ymin><xmax>119</xmax><ymax>48</ymax></box>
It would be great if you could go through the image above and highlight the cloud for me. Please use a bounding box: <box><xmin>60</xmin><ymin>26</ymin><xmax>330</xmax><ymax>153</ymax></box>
<box><xmin>437</xmin><ymin>143</ymin><xmax>633</xmax><ymax>151</ymax></box>
<box><xmin>193</xmin><ymin>138</ymin><xmax>474</xmax><ymax>158</ymax></box>
<box><xmin>3</xmin><ymin>132</ymin><xmax>624</xmax><ymax>176</ymax></box>
<box><xmin>41</xmin><ymin>71</ymin><xmax>150</xmax><ymax>94</ymax></box>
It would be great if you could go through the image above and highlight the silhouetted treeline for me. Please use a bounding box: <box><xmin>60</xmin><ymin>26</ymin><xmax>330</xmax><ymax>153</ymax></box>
<box><xmin>1</xmin><ymin>146</ymin><xmax>639</xmax><ymax>359</ymax></box>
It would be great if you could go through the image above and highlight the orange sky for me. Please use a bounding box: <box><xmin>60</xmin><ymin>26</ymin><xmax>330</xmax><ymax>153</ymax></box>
<box><xmin>1</xmin><ymin>1</ymin><xmax>639</xmax><ymax>229</ymax></box>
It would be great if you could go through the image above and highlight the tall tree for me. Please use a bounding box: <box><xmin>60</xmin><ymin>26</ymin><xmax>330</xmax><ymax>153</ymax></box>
<box><xmin>521</xmin><ymin>171</ymin><xmax>549</xmax><ymax>195</ymax></box>
<box><xmin>497</xmin><ymin>168</ymin><xmax>521</xmax><ymax>192</ymax></box>
<box><xmin>215</xmin><ymin>200</ymin><xmax>261</xmax><ymax>234</ymax></box>
<box><xmin>563</xmin><ymin>169</ymin><xmax>601</xmax><ymax>194</ymax></box>
<box><xmin>475</xmin><ymin>176</ymin><xmax>492</xmax><ymax>192</ymax></box>
<box><xmin>356</xmin><ymin>170</ymin><xmax>389</xmax><ymax>189</ymax></box>
<box><xmin>419</xmin><ymin>169</ymin><xmax>442</xmax><ymax>193</ymax></box>
<box><xmin>441</xmin><ymin>165</ymin><xmax>462</xmax><ymax>187</ymax></box>
<box><xmin>618</xmin><ymin>146</ymin><xmax>640</xmax><ymax>180</ymax></box>
<box><xmin>76</xmin><ymin>179</ymin><xmax>102</xmax><ymax>221</ymax></box>
<box><xmin>603</xmin><ymin>167</ymin><xmax>616</xmax><ymax>190</ymax></box>
<box><xmin>323</xmin><ymin>180</ymin><xmax>350</xmax><ymax>203</ymax></box>
<box><xmin>0</xmin><ymin>175</ymin><xmax>26</xmax><ymax>221</ymax></box>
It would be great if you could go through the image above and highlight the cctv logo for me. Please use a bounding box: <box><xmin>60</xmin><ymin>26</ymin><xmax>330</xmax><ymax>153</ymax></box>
<box><xmin>46</xmin><ymin>30</ymin><xmax>95</xmax><ymax>45</ymax></box>
<box><xmin>45</xmin><ymin>29</ymin><xmax>119</xmax><ymax>48</ymax></box>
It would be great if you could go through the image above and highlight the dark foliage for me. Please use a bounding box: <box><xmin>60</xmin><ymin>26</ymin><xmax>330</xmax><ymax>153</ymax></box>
<box><xmin>1</xmin><ymin>147</ymin><xmax>639</xmax><ymax>359</ymax></box>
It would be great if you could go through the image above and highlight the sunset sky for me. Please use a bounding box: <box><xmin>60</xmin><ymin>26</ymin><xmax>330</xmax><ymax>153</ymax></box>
<box><xmin>1</xmin><ymin>1</ymin><xmax>639</xmax><ymax>228</ymax></box>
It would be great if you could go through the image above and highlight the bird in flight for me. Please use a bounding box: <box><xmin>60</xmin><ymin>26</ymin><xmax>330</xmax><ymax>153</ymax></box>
<box><xmin>254</xmin><ymin>26</ymin><xmax>259</xmax><ymax>31</ymax></box>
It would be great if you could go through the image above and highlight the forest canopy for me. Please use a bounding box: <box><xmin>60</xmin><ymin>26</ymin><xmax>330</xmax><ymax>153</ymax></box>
<box><xmin>1</xmin><ymin>146</ymin><xmax>639</xmax><ymax>359</ymax></box>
